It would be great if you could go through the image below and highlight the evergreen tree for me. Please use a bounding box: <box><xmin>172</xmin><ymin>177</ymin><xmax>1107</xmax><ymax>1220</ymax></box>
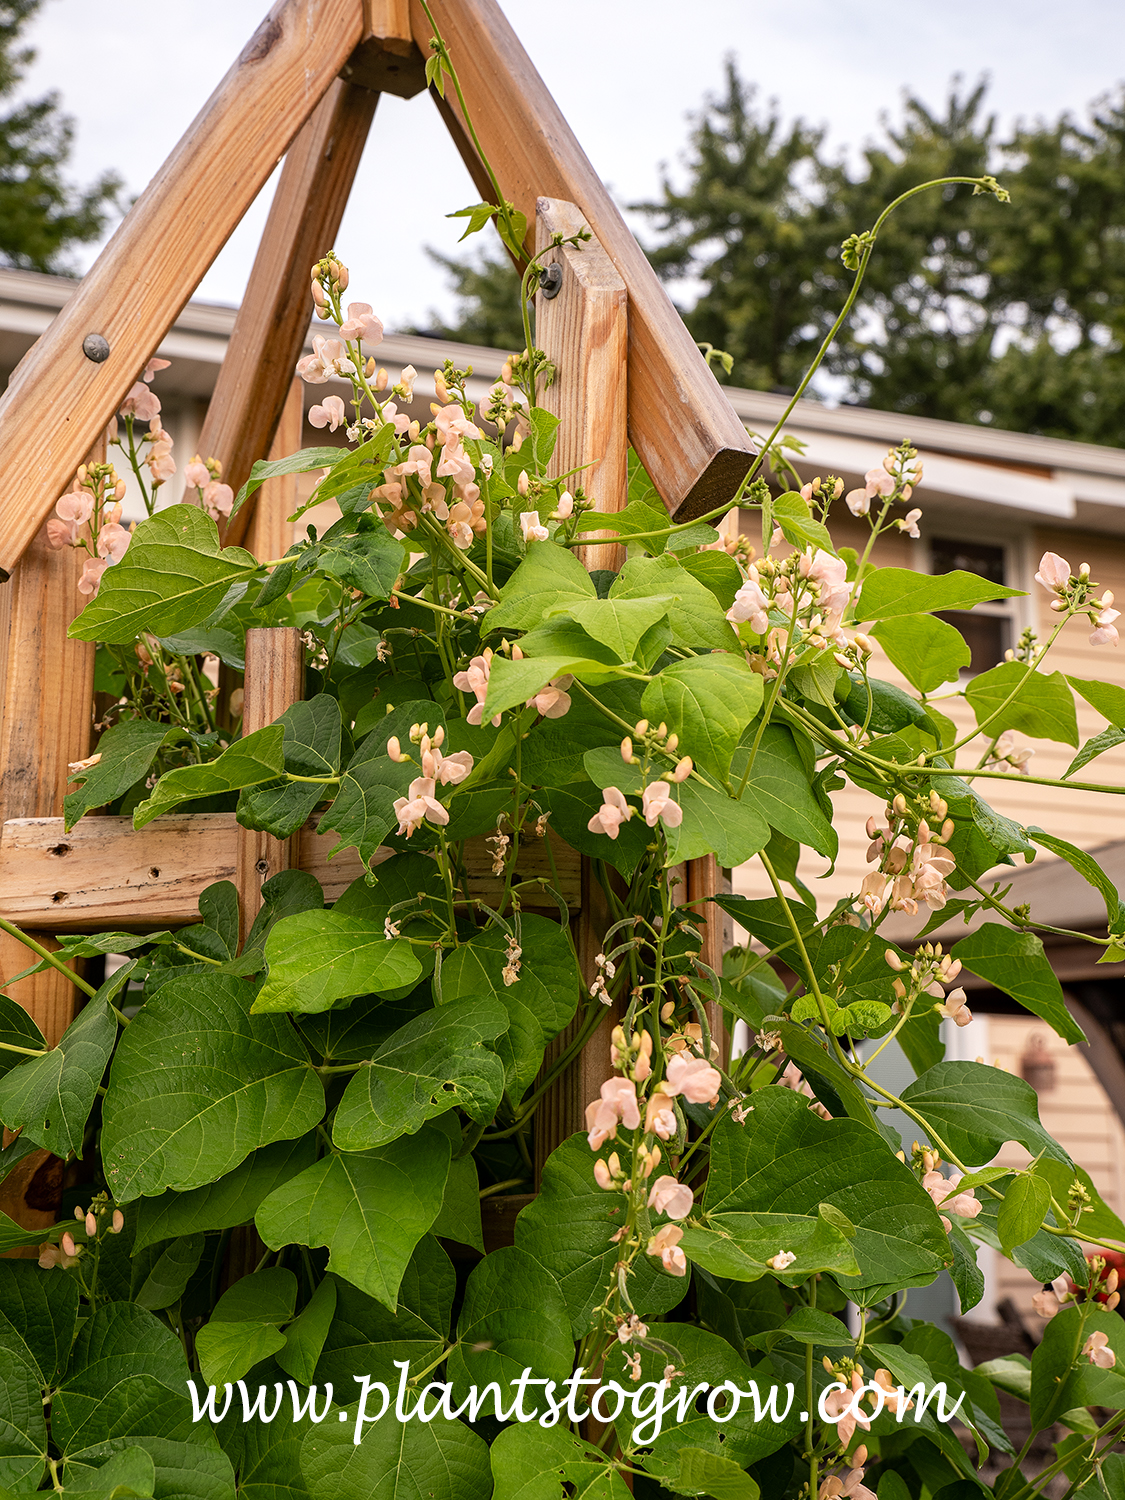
<box><xmin>0</xmin><ymin>0</ymin><xmax>121</xmax><ymax>273</ymax></box>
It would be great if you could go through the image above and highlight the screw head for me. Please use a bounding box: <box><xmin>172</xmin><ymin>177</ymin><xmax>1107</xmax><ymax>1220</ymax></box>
<box><xmin>82</xmin><ymin>333</ymin><xmax>110</xmax><ymax>363</ymax></box>
<box><xmin>538</xmin><ymin>263</ymin><xmax>563</xmax><ymax>300</ymax></box>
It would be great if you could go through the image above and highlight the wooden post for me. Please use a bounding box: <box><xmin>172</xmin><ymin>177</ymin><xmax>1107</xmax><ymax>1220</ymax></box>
<box><xmin>235</xmin><ymin>629</ymin><xmax>305</xmax><ymax>948</ymax></box>
<box><xmin>202</xmin><ymin>80</ymin><xmax>379</xmax><ymax>543</ymax></box>
<box><xmin>0</xmin><ymin>437</ymin><xmax>102</xmax><ymax>1235</ymax></box>
<box><xmin>245</xmin><ymin>380</ymin><xmax>304</xmax><ymax>563</ymax></box>
<box><xmin>411</xmin><ymin>0</ymin><xmax>754</xmax><ymax>521</ymax></box>
<box><xmin>533</xmin><ymin>203</ymin><xmax>628</xmax><ymax>1179</ymax></box>
<box><xmin>535</xmin><ymin>198</ymin><xmax>628</xmax><ymax>574</ymax></box>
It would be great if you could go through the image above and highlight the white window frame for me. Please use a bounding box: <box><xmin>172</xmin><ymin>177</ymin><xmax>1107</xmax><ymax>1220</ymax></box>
<box><xmin>918</xmin><ymin>522</ymin><xmax>1033</xmax><ymax>675</ymax></box>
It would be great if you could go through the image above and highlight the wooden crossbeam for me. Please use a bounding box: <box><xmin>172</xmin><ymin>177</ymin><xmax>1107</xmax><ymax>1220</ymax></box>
<box><xmin>412</xmin><ymin>0</ymin><xmax>754</xmax><ymax>522</ymax></box>
<box><xmin>203</xmin><ymin>80</ymin><xmax>380</xmax><ymax>545</ymax></box>
<box><xmin>0</xmin><ymin>816</ymin><xmax>581</xmax><ymax>931</ymax></box>
<box><xmin>0</xmin><ymin>0</ymin><xmax>368</xmax><ymax>578</ymax></box>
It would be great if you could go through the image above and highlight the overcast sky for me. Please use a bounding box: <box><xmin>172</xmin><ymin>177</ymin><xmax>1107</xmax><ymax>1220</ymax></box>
<box><xmin>17</xmin><ymin>0</ymin><xmax>1124</xmax><ymax>330</ymax></box>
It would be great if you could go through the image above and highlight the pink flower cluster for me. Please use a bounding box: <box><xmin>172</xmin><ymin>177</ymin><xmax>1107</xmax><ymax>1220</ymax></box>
<box><xmin>1035</xmin><ymin>549</ymin><xmax>1119</xmax><ymax>646</ymax></box>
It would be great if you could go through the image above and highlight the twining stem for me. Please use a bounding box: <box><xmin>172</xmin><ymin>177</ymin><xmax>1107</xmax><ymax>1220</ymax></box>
<box><xmin>0</xmin><ymin>918</ymin><xmax>98</xmax><ymax>999</ymax></box>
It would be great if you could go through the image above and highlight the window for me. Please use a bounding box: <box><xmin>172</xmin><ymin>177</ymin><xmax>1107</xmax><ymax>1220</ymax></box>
<box><xmin>930</xmin><ymin>536</ymin><xmax>1014</xmax><ymax>675</ymax></box>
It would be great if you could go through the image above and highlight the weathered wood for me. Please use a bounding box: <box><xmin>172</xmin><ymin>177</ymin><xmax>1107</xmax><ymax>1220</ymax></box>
<box><xmin>410</xmin><ymin>0</ymin><xmax>754</xmax><ymax>521</ymax></box>
<box><xmin>235</xmin><ymin>629</ymin><xmax>306</xmax><ymax>944</ymax></box>
<box><xmin>531</xmin><ymin>206</ymin><xmax>630</xmax><ymax>1180</ymax></box>
<box><xmin>244</xmin><ymin>379</ymin><xmax>304</xmax><ymax>561</ymax></box>
<box><xmin>536</xmin><ymin>199</ymin><xmax>628</xmax><ymax>572</ymax></box>
<box><xmin>0</xmin><ymin>441</ymin><xmax>100</xmax><ymax>1049</ymax></box>
<box><xmin>686</xmin><ymin>854</ymin><xmax>726</xmax><ymax>1058</ymax></box>
<box><xmin>0</xmin><ymin>0</ymin><xmax>367</xmax><ymax>577</ymax></box>
<box><xmin>346</xmin><ymin>3</ymin><xmax>427</xmax><ymax>97</ymax></box>
<box><xmin>0</xmin><ymin>436</ymin><xmax>102</xmax><ymax>1239</ymax></box>
<box><xmin>0</xmin><ymin>817</ymin><xmax>581</xmax><ymax>930</ymax></box>
<box><xmin>205</xmin><ymin>80</ymin><xmax>379</xmax><ymax>544</ymax></box>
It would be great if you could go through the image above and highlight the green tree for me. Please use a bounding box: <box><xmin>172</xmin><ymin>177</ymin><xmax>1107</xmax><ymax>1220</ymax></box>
<box><xmin>634</xmin><ymin>62</ymin><xmax>850</xmax><ymax>393</ymax></box>
<box><xmin>0</xmin><ymin>0</ymin><xmax>121</xmax><ymax>272</ymax></box>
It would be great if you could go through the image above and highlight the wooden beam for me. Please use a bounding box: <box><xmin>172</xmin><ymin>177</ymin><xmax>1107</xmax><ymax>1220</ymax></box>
<box><xmin>204</xmin><ymin>80</ymin><xmax>379</xmax><ymax>546</ymax></box>
<box><xmin>410</xmin><ymin>0</ymin><xmax>754</xmax><ymax>522</ymax></box>
<box><xmin>236</xmin><ymin>629</ymin><xmax>306</xmax><ymax>945</ymax></box>
<box><xmin>535</xmin><ymin>199</ymin><xmax>628</xmax><ymax>573</ymax></box>
<box><xmin>0</xmin><ymin>816</ymin><xmax>581</xmax><ymax>931</ymax></box>
<box><xmin>244</xmin><ymin>379</ymin><xmax>304</xmax><ymax>561</ymax></box>
<box><xmin>0</xmin><ymin>0</ymin><xmax>367</xmax><ymax>578</ymax></box>
<box><xmin>532</xmin><ymin>206</ymin><xmax>630</xmax><ymax>1180</ymax></box>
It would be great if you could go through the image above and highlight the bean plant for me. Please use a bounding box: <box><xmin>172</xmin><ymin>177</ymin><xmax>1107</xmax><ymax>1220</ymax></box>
<box><xmin>3</xmin><ymin>16</ymin><xmax>1125</xmax><ymax>1500</ymax></box>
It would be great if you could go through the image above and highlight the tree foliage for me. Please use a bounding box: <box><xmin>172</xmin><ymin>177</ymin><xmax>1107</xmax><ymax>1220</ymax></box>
<box><xmin>0</xmin><ymin>0</ymin><xmax>121</xmax><ymax>272</ymax></box>
<box><xmin>430</xmin><ymin>62</ymin><xmax>1125</xmax><ymax>446</ymax></box>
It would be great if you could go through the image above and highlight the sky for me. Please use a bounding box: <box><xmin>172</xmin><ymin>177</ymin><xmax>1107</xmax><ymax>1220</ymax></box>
<box><xmin>16</xmin><ymin>0</ymin><xmax>1124</xmax><ymax>331</ymax></box>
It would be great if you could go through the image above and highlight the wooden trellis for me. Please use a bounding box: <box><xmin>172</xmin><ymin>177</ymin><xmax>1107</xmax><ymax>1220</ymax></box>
<box><xmin>0</xmin><ymin>0</ymin><xmax>747</xmax><ymax>1236</ymax></box>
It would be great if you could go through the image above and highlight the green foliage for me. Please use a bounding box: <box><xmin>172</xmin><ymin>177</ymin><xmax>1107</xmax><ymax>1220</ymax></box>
<box><xmin>25</xmin><ymin>148</ymin><xmax>1125</xmax><ymax>1500</ymax></box>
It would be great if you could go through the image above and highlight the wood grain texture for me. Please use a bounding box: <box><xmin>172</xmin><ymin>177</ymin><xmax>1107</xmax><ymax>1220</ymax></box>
<box><xmin>207</xmin><ymin>79</ymin><xmax>378</xmax><ymax>546</ymax></box>
<box><xmin>244</xmin><ymin>379</ymin><xmax>304</xmax><ymax>561</ymax></box>
<box><xmin>686</xmin><ymin>854</ymin><xmax>727</xmax><ymax>1061</ymax></box>
<box><xmin>0</xmin><ymin>0</ymin><xmax>367</xmax><ymax>575</ymax></box>
<box><xmin>530</xmin><ymin>208</ymin><xmax>630</xmax><ymax>1177</ymax></box>
<box><xmin>410</xmin><ymin>0</ymin><xmax>754</xmax><ymax>520</ymax></box>
<box><xmin>236</xmin><ymin>628</ymin><xmax>305</xmax><ymax>943</ymax></box>
<box><xmin>0</xmin><ymin>817</ymin><xmax>580</xmax><ymax>930</ymax></box>
<box><xmin>536</xmin><ymin>199</ymin><xmax>627</xmax><ymax>573</ymax></box>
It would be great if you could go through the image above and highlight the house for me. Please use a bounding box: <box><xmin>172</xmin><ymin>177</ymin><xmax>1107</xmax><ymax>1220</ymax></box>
<box><xmin>4</xmin><ymin>264</ymin><xmax>1124</xmax><ymax>1327</ymax></box>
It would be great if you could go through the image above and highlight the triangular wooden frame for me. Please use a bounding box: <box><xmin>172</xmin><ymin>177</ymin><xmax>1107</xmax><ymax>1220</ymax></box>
<box><xmin>0</xmin><ymin>0</ymin><xmax>752</xmax><ymax>576</ymax></box>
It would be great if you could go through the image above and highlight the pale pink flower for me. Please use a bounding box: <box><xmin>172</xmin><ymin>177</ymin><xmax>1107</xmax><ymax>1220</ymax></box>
<box><xmin>436</xmin><ymin>439</ymin><xmax>475</xmax><ymax>486</ymax></box>
<box><xmin>183</xmin><ymin>458</ymin><xmax>210</xmax><ymax>489</ymax></box>
<box><xmin>648</xmin><ymin>1175</ymin><xmax>694</xmax><ymax>1220</ymax></box>
<box><xmin>665</xmin><ymin>1053</ymin><xmax>722</xmax><ymax>1105</ymax></box>
<box><xmin>726</xmin><ymin>573</ymin><xmax>770</xmax><ymax>633</ymax></box>
<box><xmin>645</xmin><ymin>1087</ymin><xmax>678</xmax><ymax>1140</ymax></box>
<box><xmin>453</xmin><ymin>652</ymin><xmax>500</xmax><ymax>727</ymax></box>
<box><xmin>1084</xmin><ymin>1330</ymin><xmax>1116</xmax><ymax>1369</ymax></box>
<box><xmin>119</xmin><ymin>382</ymin><xmax>161</xmax><ymax>421</ymax></box>
<box><xmin>420</xmin><ymin>745</ymin><xmax>473</xmax><ymax>786</ymax></box>
<box><xmin>529</xmin><ymin>677</ymin><xmax>572</xmax><ymax>718</ymax></box>
<box><xmin>433</xmin><ymin>405</ymin><xmax>482</xmax><ymax>444</ymax></box>
<box><xmin>146</xmin><ymin>435</ymin><xmax>176</xmax><ymax>484</ymax></box>
<box><xmin>640</xmin><ymin>781</ymin><xmax>682</xmax><ymax>829</ymax></box>
<box><xmin>142</xmin><ymin>357</ymin><xmax>170</xmax><ymax>383</ymax></box>
<box><xmin>923</xmin><ymin>1169</ymin><xmax>981</xmax><ymax>1232</ymax></box>
<box><xmin>864</xmin><ymin>466</ymin><xmax>895</xmax><ymax>497</ymax></box>
<box><xmin>47</xmin><ymin>517</ymin><xmax>78</xmax><ymax>548</ymax></box>
<box><xmin>56</xmin><ymin>489</ymin><xmax>94</xmax><ymax>526</ymax></box>
<box><xmin>309</xmin><ymin>395</ymin><xmax>346</xmax><ymax>431</ymax></box>
<box><xmin>389</xmin><ymin>445</ymin><xmax>434</xmax><ymax>484</ymax></box>
<box><xmin>587</xmin><ymin>786</ymin><xmax>633</xmax><ymax>840</ymax></box>
<box><xmin>647</xmin><ymin>1223</ymin><xmax>687</xmax><ymax>1276</ymax></box>
<box><xmin>1032</xmin><ymin>1289</ymin><xmax>1060</xmax><ymax>1318</ymax></box>
<box><xmin>823</xmin><ymin>1371</ymin><xmax>872</xmax><ymax>1449</ymax></box>
<box><xmin>844</xmin><ymin>487</ymin><xmax>872</xmax><ymax>518</ymax></box>
<box><xmin>767</xmin><ymin>1250</ymin><xmax>798</xmax><ymax>1271</ymax></box>
<box><xmin>77</xmin><ymin>557</ymin><xmax>107</xmax><ymax>596</ymax></box>
<box><xmin>899</xmin><ymin>508</ymin><xmax>922</xmax><ymax>539</ymax></box>
<box><xmin>202</xmin><ymin>482</ymin><xmax>234</xmax><ymax>520</ymax></box>
<box><xmin>520</xmin><ymin>511</ymin><xmax>549</xmax><ymax>544</ymax></box>
<box><xmin>593</xmin><ymin>1158</ymin><xmax>614</xmax><ymax>1191</ymax></box>
<box><xmin>859</xmin><ymin>871</ymin><xmax>887</xmax><ymax>915</ymax></box>
<box><xmin>800</xmin><ymin>549</ymin><xmax>851</xmax><ymax>621</ymax></box>
<box><xmin>1091</xmin><ymin>607</ymin><xmax>1121</xmax><ymax>647</ymax></box>
<box><xmin>552</xmin><ymin>491</ymin><xmax>574</xmax><ymax>520</ymax></box>
<box><xmin>819</xmin><ymin>1467</ymin><xmax>877</xmax><ymax>1500</ymax></box>
<box><xmin>296</xmin><ymin>334</ymin><xmax>353</xmax><ymax>384</ymax></box>
<box><xmin>391</xmin><ymin>776</ymin><xmax>449</xmax><ymax>838</ymax></box>
<box><xmin>584</xmin><ymin>1077</ymin><xmax>642</xmax><ymax>1149</ymax></box>
<box><xmin>1035</xmin><ymin>551</ymin><xmax>1071</xmax><ymax>593</ymax></box>
<box><xmin>338</xmin><ymin>302</ymin><xmax>384</xmax><ymax>345</ymax></box>
<box><xmin>38</xmin><ymin>1239</ymin><xmax>83</xmax><ymax>1271</ymax></box>
<box><xmin>96</xmin><ymin>523</ymin><xmax>131</xmax><ymax>563</ymax></box>
<box><xmin>397</xmin><ymin>365</ymin><xmax>417</xmax><ymax>400</ymax></box>
<box><xmin>938</xmin><ymin>987</ymin><xmax>972</xmax><ymax>1028</ymax></box>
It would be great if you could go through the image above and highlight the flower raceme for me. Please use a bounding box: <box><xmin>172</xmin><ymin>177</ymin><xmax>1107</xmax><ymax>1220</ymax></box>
<box><xmin>1034</xmin><ymin>549</ymin><xmax>1120</xmax><ymax>647</ymax></box>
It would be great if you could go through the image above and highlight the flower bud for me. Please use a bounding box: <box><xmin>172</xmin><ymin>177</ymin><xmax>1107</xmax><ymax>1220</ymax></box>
<box><xmin>892</xmin><ymin>794</ymin><xmax>907</xmax><ymax>816</ymax></box>
<box><xmin>621</xmin><ymin>737</ymin><xmax>633</xmax><ymax>763</ymax></box>
<box><xmin>61</xmin><ymin>1232</ymin><xmax>77</xmax><ymax>1257</ymax></box>
<box><xmin>672</xmin><ymin>756</ymin><xmax>693</xmax><ymax>783</ymax></box>
<box><xmin>364</xmin><ymin>357</ymin><xmax>376</xmax><ymax>378</ymax></box>
<box><xmin>112</xmin><ymin>1210</ymin><xmax>124</xmax><ymax>1234</ymax></box>
<box><xmin>916</xmin><ymin>819</ymin><xmax>931</xmax><ymax>844</ymax></box>
<box><xmin>1079</xmin><ymin>562</ymin><xmax>1091</xmax><ymax>580</ymax></box>
<box><xmin>518</xmin><ymin>471</ymin><xmax>530</xmax><ymax>497</ymax></box>
<box><xmin>85</xmin><ymin>1212</ymin><xmax>97</xmax><ymax>1238</ymax></box>
<box><xmin>885</xmin><ymin>949</ymin><xmax>905</xmax><ymax>971</ymax></box>
<box><xmin>635</xmin><ymin>720</ymin><xmax>649</xmax><ymax>737</ymax></box>
<box><xmin>666</xmin><ymin>733</ymin><xmax>678</xmax><ymax>752</ymax></box>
